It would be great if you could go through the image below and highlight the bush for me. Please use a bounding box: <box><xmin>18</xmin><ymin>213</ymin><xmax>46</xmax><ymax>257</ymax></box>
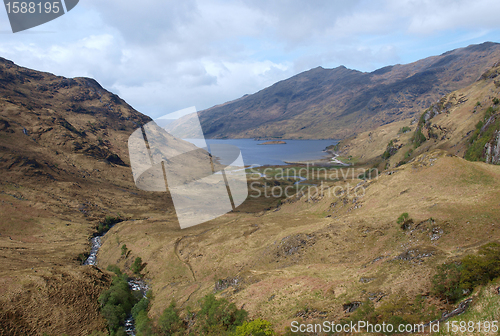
<box><xmin>132</xmin><ymin>297</ymin><xmax>149</xmax><ymax>319</ymax></box>
<box><xmin>493</xmin><ymin>97</ymin><xmax>499</xmax><ymax>105</ymax></box>
<box><xmin>431</xmin><ymin>262</ymin><xmax>463</xmax><ymax>303</ymax></box>
<box><xmin>398</xmin><ymin>126</ymin><xmax>411</xmax><ymax>134</ymax></box>
<box><xmin>431</xmin><ymin>242</ymin><xmax>500</xmax><ymax>303</ymax></box>
<box><xmin>465</xmin><ymin>117</ymin><xmax>500</xmax><ymax>161</ymax></box>
<box><xmin>396</xmin><ymin>213</ymin><xmax>409</xmax><ymax>224</ymax></box>
<box><xmin>461</xmin><ymin>242</ymin><xmax>500</xmax><ymax>290</ymax></box>
<box><xmin>134</xmin><ymin>310</ymin><xmax>153</xmax><ymax>336</ymax></box>
<box><xmin>99</xmin><ymin>273</ymin><xmax>137</xmax><ymax>334</ymax></box>
<box><xmin>232</xmin><ymin>318</ymin><xmax>275</xmax><ymax>336</ymax></box>
<box><xmin>397</xmin><ymin>213</ymin><xmax>413</xmax><ymax>230</ymax></box>
<box><xmin>106</xmin><ymin>264</ymin><xmax>122</xmax><ymax>276</ymax></box>
<box><xmin>358</xmin><ymin>168</ymin><xmax>378</xmax><ymax>180</ymax></box>
<box><xmin>131</xmin><ymin>257</ymin><xmax>144</xmax><ymax>274</ymax></box>
<box><xmin>158</xmin><ymin>300</ymin><xmax>185</xmax><ymax>335</ymax></box>
<box><xmin>121</xmin><ymin>244</ymin><xmax>128</xmax><ymax>256</ymax></box>
<box><xmin>382</xmin><ymin>140</ymin><xmax>398</xmax><ymax>160</ymax></box>
<box><xmin>194</xmin><ymin>294</ymin><xmax>248</xmax><ymax>335</ymax></box>
<box><xmin>413</xmin><ymin>128</ymin><xmax>426</xmax><ymax>147</ymax></box>
<box><xmin>97</xmin><ymin>215</ymin><xmax>123</xmax><ymax>235</ymax></box>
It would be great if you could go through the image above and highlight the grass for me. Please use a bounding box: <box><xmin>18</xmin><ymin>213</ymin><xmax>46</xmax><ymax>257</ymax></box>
<box><xmin>433</xmin><ymin>281</ymin><xmax>500</xmax><ymax>335</ymax></box>
<box><xmin>89</xmin><ymin>150</ymin><xmax>500</xmax><ymax>334</ymax></box>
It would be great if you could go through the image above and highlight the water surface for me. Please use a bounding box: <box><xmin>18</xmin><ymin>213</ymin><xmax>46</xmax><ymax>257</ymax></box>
<box><xmin>185</xmin><ymin>139</ymin><xmax>338</xmax><ymax>166</ymax></box>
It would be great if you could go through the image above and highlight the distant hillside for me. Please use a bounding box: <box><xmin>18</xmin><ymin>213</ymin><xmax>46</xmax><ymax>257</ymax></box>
<box><xmin>195</xmin><ymin>42</ymin><xmax>500</xmax><ymax>139</ymax></box>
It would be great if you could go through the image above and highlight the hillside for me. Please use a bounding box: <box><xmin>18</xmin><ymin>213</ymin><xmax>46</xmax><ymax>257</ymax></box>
<box><xmin>2</xmin><ymin>51</ymin><xmax>500</xmax><ymax>335</ymax></box>
<box><xmin>192</xmin><ymin>42</ymin><xmax>500</xmax><ymax>140</ymax></box>
<box><xmin>335</xmin><ymin>59</ymin><xmax>500</xmax><ymax>169</ymax></box>
<box><xmin>0</xmin><ymin>57</ymin><xmax>190</xmax><ymax>335</ymax></box>
<box><xmin>98</xmin><ymin>149</ymin><xmax>500</xmax><ymax>333</ymax></box>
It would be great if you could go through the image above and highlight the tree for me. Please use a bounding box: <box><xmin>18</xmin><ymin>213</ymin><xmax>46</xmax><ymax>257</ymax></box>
<box><xmin>99</xmin><ymin>274</ymin><xmax>137</xmax><ymax>334</ymax></box>
<box><xmin>396</xmin><ymin>213</ymin><xmax>409</xmax><ymax>224</ymax></box>
<box><xmin>135</xmin><ymin>310</ymin><xmax>153</xmax><ymax>336</ymax></box>
<box><xmin>121</xmin><ymin>244</ymin><xmax>128</xmax><ymax>256</ymax></box>
<box><xmin>158</xmin><ymin>300</ymin><xmax>185</xmax><ymax>335</ymax></box>
<box><xmin>194</xmin><ymin>294</ymin><xmax>248</xmax><ymax>335</ymax></box>
<box><xmin>232</xmin><ymin>319</ymin><xmax>275</xmax><ymax>336</ymax></box>
<box><xmin>131</xmin><ymin>257</ymin><xmax>144</xmax><ymax>274</ymax></box>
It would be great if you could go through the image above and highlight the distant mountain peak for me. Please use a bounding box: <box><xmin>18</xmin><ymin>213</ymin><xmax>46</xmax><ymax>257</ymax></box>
<box><xmin>197</xmin><ymin>42</ymin><xmax>500</xmax><ymax>139</ymax></box>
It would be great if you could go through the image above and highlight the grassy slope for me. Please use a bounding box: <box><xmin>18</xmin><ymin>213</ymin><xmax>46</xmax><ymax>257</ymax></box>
<box><xmin>98</xmin><ymin>150</ymin><xmax>500</xmax><ymax>332</ymax></box>
<box><xmin>0</xmin><ymin>58</ymin><xmax>179</xmax><ymax>335</ymax></box>
<box><xmin>336</xmin><ymin>61</ymin><xmax>500</xmax><ymax>169</ymax></box>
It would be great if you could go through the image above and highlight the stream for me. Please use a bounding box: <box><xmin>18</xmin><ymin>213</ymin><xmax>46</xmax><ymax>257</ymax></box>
<box><xmin>81</xmin><ymin>167</ymin><xmax>307</xmax><ymax>334</ymax></box>
<box><xmin>83</xmin><ymin>231</ymin><xmax>149</xmax><ymax>336</ymax></box>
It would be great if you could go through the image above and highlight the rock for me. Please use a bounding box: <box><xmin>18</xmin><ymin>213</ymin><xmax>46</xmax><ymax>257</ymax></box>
<box><xmin>343</xmin><ymin>301</ymin><xmax>362</xmax><ymax>313</ymax></box>
<box><xmin>359</xmin><ymin>277</ymin><xmax>375</xmax><ymax>283</ymax></box>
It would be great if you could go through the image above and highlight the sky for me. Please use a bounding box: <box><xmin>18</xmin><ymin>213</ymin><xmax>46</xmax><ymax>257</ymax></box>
<box><xmin>1</xmin><ymin>0</ymin><xmax>500</xmax><ymax>119</ymax></box>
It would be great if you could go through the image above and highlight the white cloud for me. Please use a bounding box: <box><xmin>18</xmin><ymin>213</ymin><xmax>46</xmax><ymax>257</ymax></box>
<box><xmin>0</xmin><ymin>0</ymin><xmax>499</xmax><ymax>118</ymax></box>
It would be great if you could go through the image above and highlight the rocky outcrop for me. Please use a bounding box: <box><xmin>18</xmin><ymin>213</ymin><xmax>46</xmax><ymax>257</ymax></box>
<box><xmin>485</xmin><ymin>130</ymin><xmax>500</xmax><ymax>164</ymax></box>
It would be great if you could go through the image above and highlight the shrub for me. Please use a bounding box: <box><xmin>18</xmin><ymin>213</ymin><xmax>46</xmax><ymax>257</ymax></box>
<box><xmin>358</xmin><ymin>168</ymin><xmax>378</xmax><ymax>180</ymax></box>
<box><xmin>134</xmin><ymin>310</ymin><xmax>153</xmax><ymax>336</ymax></box>
<box><xmin>132</xmin><ymin>297</ymin><xmax>149</xmax><ymax>319</ymax></box>
<box><xmin>233</xmin><ymin>318</ymin><xmax>276</xmax><ymax>336</ymax></box>
<box><xmin>106</xmin><ymin>264</ymin><xmax>122</xmax><ymax>276</ymax></box>
<box><xmin>431</xmin><ymin>242</ymin><xmax>500</xmax><ymax>303</ymax></box>
<box><xmin>382</xmin><ymin>140</ymin><xmax>398</xmax><ymax>160</ymax></box>
<box><xmin>398</xmin><ymin>126</ymin><xmax>411</xmax><ymax>134</ymax></box>
<box><xmin>121</xmin><ymin>244</ymin><xmax>128</xmax><ymax>256</ymax></box>
<box><xmin>461</xmin><ymin>242</ymin><xmax>500</xmax><ymax>290</ymax></box>
<box><xmin>158</xmin><ymin>300</ymin><xmax>186</xmax><ymax>335</ymax></box>
<box><xmin>99</xmin><ymin>273</ymin><xmax>137</xmax><ymax>334</ymax></box>
<box><xmin>194</xmin><ymin>294</ymin><xmax>248</xmax><ymax>335</ymax></box>
<box><xmin>413</xmin><ymin>128</ymin><xmax>426</xmax><ymax>147</ymax></box>
<box><xmin>465</xmin><ymin>117</ymin><xmax>500</xmax><ymax>161</ymax></box>
<box><xmin>397</xmin><ymin>213</ymin><xmax>413</xmax><ymax>230</ymax></box>
<box><xmin>131</xmin><ymin>257</ymin><xmax>144</xmax><ymax>274</ymax></box>
<box><xmin>77</xmin><ymin>253</ymin><xmax>88</xmax><ymax>264</ymax></box>
<box><xmin>493</xmin><ymin>97</ymin><xmax>499</xmax><ymax>105</ymax></box>
<box><xmin>431</xmin><ymin>262</ymin><xmax>463</xmax><ymax>303</ymax></box>
<box><xmin>396</xmin><ymin>213</ymin><xmax>409</xmax><ymax>224</ymax></box>
<box><xmin>97</xmin><ymin>215</ymin><xmax>124</xmax><ymax>235</ymax></box>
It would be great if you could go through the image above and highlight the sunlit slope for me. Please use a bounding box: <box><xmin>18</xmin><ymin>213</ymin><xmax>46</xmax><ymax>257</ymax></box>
<box><xmin>98</xmin><ymin>150</ymin><xmax>500</xmax><ymax>329</ymax></box>
<box><xmin>336</xmin><ymin>59</ymin><xmax>500</xmax><ymax>169</ymax></box>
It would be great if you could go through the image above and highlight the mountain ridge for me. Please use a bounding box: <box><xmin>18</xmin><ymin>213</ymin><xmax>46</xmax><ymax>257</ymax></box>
<box><xmin>196</xmin><ymin>42</ymin><xmax>500</xmax><ymax>140</ymax></box>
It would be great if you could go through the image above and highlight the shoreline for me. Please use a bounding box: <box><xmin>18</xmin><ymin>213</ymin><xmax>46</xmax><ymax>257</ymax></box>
<box><xmin>283</xmin><ymin>150</ymin><xmax>349</xmax><ymax>166</ymax></box>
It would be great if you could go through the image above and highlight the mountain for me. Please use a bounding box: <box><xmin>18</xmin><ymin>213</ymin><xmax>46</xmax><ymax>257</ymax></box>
<box><xmin>2</xmin><ymin>53</ymin><xmax>500</xmax><ymax>335</ymax></box>
<box><xmin>335</xmin><ymin>59</ymin><xmax>500</xmax><ymax>169</ymax></box>
<box><xmin>0</xmin><ymin>57</ymin><xmax>197</xmax><ymax>335</ymax></box>
<box><xmin>195</xmin><ymin>42</ymin><xmax>500</xmax><ymax>139</ymax></box>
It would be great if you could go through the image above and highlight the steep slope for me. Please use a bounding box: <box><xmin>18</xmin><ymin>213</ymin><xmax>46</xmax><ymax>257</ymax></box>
<box><xmin>335</xmin><ymin>59</ymin><xmax>500</xmax><ymax>169</ymax></box>
<box><xmin>0</xmin><ymin>58</ymin><xmax>197</xmax><ymax>335</ymax></box>
<box><xmin>194</xmin><ymin>42</ymin><xmax>500</xmax><ymax>140</ymax></box>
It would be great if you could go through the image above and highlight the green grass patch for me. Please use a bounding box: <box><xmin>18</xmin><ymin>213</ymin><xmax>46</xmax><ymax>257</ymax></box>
<box><xmin>431</xmin><ymin>242</ymin><xmax>500</xmax><ymax>304</ymax></box>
